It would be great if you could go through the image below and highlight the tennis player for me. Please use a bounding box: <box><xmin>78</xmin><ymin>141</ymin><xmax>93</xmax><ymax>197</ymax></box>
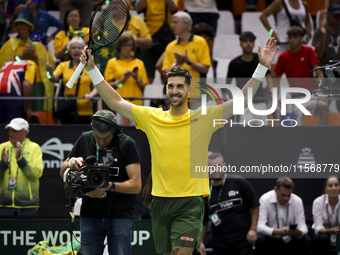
<box><xmin>80</xmin><ymin>37</ymin><xmax>279</xmax><ymax>255</ymax></box>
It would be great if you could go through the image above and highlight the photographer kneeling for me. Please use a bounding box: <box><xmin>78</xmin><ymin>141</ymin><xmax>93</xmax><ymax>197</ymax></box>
<box><xmin>60</xmin><ymin>110</ymin><xmax>141</xmax><ymax>255</ymax></box>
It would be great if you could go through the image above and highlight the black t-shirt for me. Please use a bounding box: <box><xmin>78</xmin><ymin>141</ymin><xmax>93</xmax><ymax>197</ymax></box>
<box><xmin>68</xmin><ymin>131</ymin><xmax>141</xmax><ymax>220</ymax></box>
<box><xmin>203</xmin><ymin>175</ymin><xmax>259</xmax><ymax>249</ymax></box>
<box><xmin>226</xmin><ymin>54</ymin><xmax>269</xmax><ymax>102</ymax></box>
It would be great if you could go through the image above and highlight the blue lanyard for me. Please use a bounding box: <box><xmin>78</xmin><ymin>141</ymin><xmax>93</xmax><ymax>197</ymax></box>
<box><xmin>326</xmin><ymin>195</ymin><xmax>339</xmax><ymax>227</ymax></box>
<box><xmin>208</xmin><ymin>175</ymin><xmax>227</xmax><ymax>213</ymax></box>
<box><xmin>9</xmin><ymin>140</ymin><xmax>26</xmax><ymax>175</ymax></box>
<box><xmin>274</xmin><ymin>202</ymin><xmax>290</xmax><ymax>228</ymax></box>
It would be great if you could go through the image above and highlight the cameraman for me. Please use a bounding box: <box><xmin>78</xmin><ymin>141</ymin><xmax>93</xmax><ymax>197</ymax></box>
<box><xmin>60</xmin><ymin>110</ymin><xmax>141</xmax><ymax>255</ymax></box>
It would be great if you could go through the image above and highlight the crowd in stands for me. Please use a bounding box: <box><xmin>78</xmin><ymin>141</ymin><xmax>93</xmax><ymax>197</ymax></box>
<box><xmin>0</xmin><ymin>0</ymin><xmax>339</xmax><ymax>126</ymax></box>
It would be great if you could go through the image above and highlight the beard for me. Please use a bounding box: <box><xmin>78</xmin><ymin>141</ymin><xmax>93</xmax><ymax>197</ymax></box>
<box><xmin>168</xmin><ymin>94</ymin><xmax>187</xmax><ymax>108</ymax></box>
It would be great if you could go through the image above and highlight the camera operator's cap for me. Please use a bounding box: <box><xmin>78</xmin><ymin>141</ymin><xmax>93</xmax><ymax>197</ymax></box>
<box><xmin>5</xmin><ymin>118</ymin><xmax>29</xmax><ymax>131</ymax></box>
<box><xmin>239</xmin><ymin>31</ymin><xmax>256</xmax><ymax>41</ymax></box>
<box><xmin>13</xmin><ymin>13</ymin><xmax>35</xmax><ymax>31</ymax></box>
<box><xmin>328</xmin><ymin>4</ymin><xmax>340</xmax><ymax>16</ymax></box>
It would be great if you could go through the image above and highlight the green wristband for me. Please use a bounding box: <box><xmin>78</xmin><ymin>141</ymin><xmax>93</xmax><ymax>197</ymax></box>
<box><xmin>269</xmin><ymin>29</ymin><xmax>274</xmax><ymax>36</ymax></box>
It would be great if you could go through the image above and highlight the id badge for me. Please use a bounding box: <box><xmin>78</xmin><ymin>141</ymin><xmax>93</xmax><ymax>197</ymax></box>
<box><xmin>8</xmin><ymin>177</ymin><xmax>17</xmax><ymax>190</ymax></box>
<box><xmin>330</xmin><ymin>234</ymin><xmax>337</xmax><ymax>246</ymax></box>
<box><xmin>209</xmin><ymin>212</ymin><xmax>221</xmax><ymax>227</ymax></box>
<box><xmin>282</xmin><ymin>236</ymin><xmax>292</xmax><ymax>243</ymax></box>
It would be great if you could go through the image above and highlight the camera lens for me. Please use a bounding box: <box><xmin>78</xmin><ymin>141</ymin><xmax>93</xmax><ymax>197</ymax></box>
<box><xmin>87</xmin><ymin>170</ymin><xmax>109</xmax><ymax>188</ymax></box>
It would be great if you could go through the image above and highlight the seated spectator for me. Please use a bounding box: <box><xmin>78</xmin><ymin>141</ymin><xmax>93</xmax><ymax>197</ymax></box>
<box><xmin>192</xmin><ymin>22</ymin><xmax>217</xmax><ymax>81</ymax></box>
<box><xmin>13</xmin><ymin>0</ymin><xmax>63</xmax><ymax>42</ymax></box>
<box><xmin>272</xmin><ymin>26</ymin><xmax>328</xmax><ymax>126</ymax></box>
<box><xmin>136</xmin><ymin>0</ymin><xmax>178</xmax><ymax>84</ymax></box>
<box><xmin>53</xmin><ymin>8</ymin><xmax>89</xmax><ymax>62</ymax></box>
<box><xmin>46</xmin><ymin>37</ymin><xmax>96</xmax><ymax>124</ymax></box>
<box><xmin>183</xmin><ymin>0</ymin><xmax>220</xmax><ymax>33</ymax></box>
<box><xmin>311</xmin><ymin>176</ymin><xmax>340</xmax><ymax>255</ymax></box>
<box><xmin>0</xmin><ymin>60</ymin><xmax>36</xmax><ymax>123</ymax></box>
<box><xmin>156</xmin><ymin>22</ymin><xmax>216</xmax><ymax>87</ymax></box>
<box><xmin>259</xmin><ymin>0</ymin><xmax>312</xmax><ymax>72</ymax></box>
<box><xmin>0</xmin><ymin>13</ymin><xmax>55</xmax><ymax>113</ymax></box>
<box><xmin>56</xmin><ymin>0</ymin><xmax>94</xmax><ymax>27</ymax></box>
<box><xmin>104</xmin><ymin>31</ymin><xmax>148</xmax><ymax>126</ymax></box>
<box><xmin>226</xmin><ymin>31</ymin><xmax>271</xmax><ymax>126</ymax></box>
<box><xmin>313</xmin><ymin>3</ymin><xmax>340</xmax><ymax>67</ymax></box>
<box><xmin>162</xmin><ymin>11</ymin><xmax>211</xmax><ymax>100</ymax></box>
<box><xmin>199</xmin><ymin>152</ymin><xmax>259</xmax><ymax>255</ymax></box>
<box><xmin>257</xmin><ymin>177</ymin><xmax>311</xmax><ymax>255</ymax></box>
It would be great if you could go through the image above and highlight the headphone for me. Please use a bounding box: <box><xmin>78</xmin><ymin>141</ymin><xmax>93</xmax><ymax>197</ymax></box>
<box><xmin>91</xmin><ymin>115</ymin><xmax>122</xmax><ymax>135</ymax></box>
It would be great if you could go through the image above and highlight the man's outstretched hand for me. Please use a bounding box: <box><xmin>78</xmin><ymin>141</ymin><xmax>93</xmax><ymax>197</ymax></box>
<box><xmin>258</xmin><ymin>37</ymin><xmax>279</xmax><ymax>68</ymax></box>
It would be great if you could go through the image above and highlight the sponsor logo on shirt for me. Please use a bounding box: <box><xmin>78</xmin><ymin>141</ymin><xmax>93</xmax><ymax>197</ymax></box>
<box><xmin>211</xmin><ymin>198</ymin><xmax>243</xmax><ymax>212</ymax></box>
<box><xmin>228</xmin><ymin>190</ymin><xmax>239</xmax><ymax>197</ymax></box>
<box><xmin>180</xmin><ymin>236</ymin><xmax>194</xmax><ymax>242</ymax></box>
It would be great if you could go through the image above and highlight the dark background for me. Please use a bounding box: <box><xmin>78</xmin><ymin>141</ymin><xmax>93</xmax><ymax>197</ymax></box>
<box><xmin>1</xmin><ymin>125</ymin><xmax>337</xmax><ymax>222</ymax></box>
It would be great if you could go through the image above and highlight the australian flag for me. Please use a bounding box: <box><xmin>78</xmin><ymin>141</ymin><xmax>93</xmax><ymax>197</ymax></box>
<box><xmin>0</xmin><ymin>60</ymin><xmax>29</xmax><ymax>96</ymax></box>
<box><xmin>0</xmin><ymin>61</ymin><xmax>30</xmax><ymax>123</ymax></box>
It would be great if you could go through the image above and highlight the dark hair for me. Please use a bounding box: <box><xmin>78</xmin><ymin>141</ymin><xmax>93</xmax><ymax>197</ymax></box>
<box><xmin>165</xmin><ymin>65</ymin><xmax>192</xmax><ymax>86</ymax></box>
<box><xmin>63</xmin><ymin>8</ymin><xmax>81</xmax><ymax>33</ymax></box>
<box><xmin>115</xmin><ymin>31</ymin><xmax>136</xmax><ymax>52</ymax></box>
<box><xmin>208</xmin><ymin>152</ymin><xmax>224</xmax><ymax>161</ymax></box>
<box><xmin>91</xmin><ymin>110</ymin><xmax>117</xmax><ymax>134</ymax></box>
<box><xmin>324</xmin><ymin>176</ymin><xmax>340</xmax><ymax>187</ymax></box>
<box><xmin>276</xmin><ymin>177</ymin><xmax>295</xmax><ymax>190</ymax></box>
<box><xmin>239</xmin><ymin>31</ymin><xmax>256</xmax><ymax>41</ymax></box>
<box><xmin>193</xmin><ymin>22</ymin><xmax>215</xmax><ymax>39</ymax></box>
<box><xmin>287</xmin><ymin>26</ymin><xmax>305</xmax><ymax>37</ymax></box>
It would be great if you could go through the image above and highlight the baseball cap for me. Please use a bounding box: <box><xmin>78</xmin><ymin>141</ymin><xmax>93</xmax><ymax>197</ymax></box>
<box><xmin>328</xmin><ymin>4</ymin><xmax>340</xmax><ymax>16</ymax></box>
<box><xmin>5</xmin><ymin>118</ymin><xmax>29</xmax><ymax>131</ymax></box>
<box><xmin>239</xmin><ymin>31</ymin><xmax>256</xmax><ymax>41</ymax></box>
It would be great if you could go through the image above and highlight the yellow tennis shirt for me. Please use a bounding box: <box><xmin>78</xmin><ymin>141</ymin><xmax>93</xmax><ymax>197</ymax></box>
<box><xmin>132</xmin><ymin>105</ymin><xmax>223</xmax><ymax>197</ymax></box>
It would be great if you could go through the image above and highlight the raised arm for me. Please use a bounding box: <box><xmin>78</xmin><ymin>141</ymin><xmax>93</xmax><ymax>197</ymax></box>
<box><xmin>222</xmin><ymin>37</ymin><xmax>279</xmax><ymax>119</ymax></box>
<box><xmin>80</xmin><ymin>47</ymin><xmax>136</xmax><ymax>122</ymax></box>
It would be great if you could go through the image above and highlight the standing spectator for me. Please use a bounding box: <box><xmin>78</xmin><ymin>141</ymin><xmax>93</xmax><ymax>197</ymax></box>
<box><xmin>183</xmin><ymin>0</ymin><xmax>220</xmax><ymax>33</ymax></box>
<box><xmin>227</xmin><ymin>31</ymin><xmax>271</xmax><ymax>125</ymax></box>
<box><xmin>53</xmin><ymin>8</ymin><xmax>89</xmax><ymax>62</ymax></box>
<box><xmin>14</xmin><ymin>0</ymin><xmax>63</xmax><ymax>42</ymax></box>
<box><xmin>260</xmin><ymin>0</ymin><xmax>312</xmax><ymax>72</ymax></box>
<box><xmin>162</xmin><ymin>11</ymin><xmax>211</xmax><ymax>100</ymax></box>
<box><xmin>311</xmin><ymin>176</ymin><xmax>340</xmax><ymax>255</ymax></box>
<box><xmin>136</xmin><ymin>0</ymin><xmax>178</xmax><ymax>84</ymax></box>
<box><xmin>0</xmin><ymin>118</ymin><xmax>43</xmax><ymax>216</ymax></box>
<box><xmin>273</xmin><ymin>26</ymin><xmax>328</xmax><ymax>125</ymax></box>
<box><xmin>0</xmin><ymin>13</ymin><xmax>55</xmax><ymax>113</ymax></box>
<box><xmin>257</xmin><ymin>177</ymin><xmax>311</xmax><ymax>255</ymax></box>
<box><xmin>104</xmin><ymin>31</ymin><xmax>148</xmax><ymax>126</ymax></box>
<box><xmin>316</xmin><ymin>0</ymin><xmax>340</xmax><ymax>29</ymax></box>
<box><xmin>313</xmin><ymin>3</ymin><xmax>340</xmax><ymax>67</ymax></box>
<box><xmin>56</xmin><ymin>0</ymin><xmax>93</xmax><ymax>27</ymax></box>
<box><xmin>199</xmin><ymin>152</ymin><xmax>259</xmax><ymax>255</ymax></box>
<box><xmin>47</xmin><ymin>37</ymin><xmax>96</xmax><ymax>124</ymax></box>
<box><xmin>59</xmin><ymin>110</ymin><xmax>141</xmax><ymax>255</ymax></box>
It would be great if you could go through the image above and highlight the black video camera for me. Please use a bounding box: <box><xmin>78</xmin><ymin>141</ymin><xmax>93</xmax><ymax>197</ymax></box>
<box><xmin>63</xmin><ymin>148</ymin><xmax>118</xmax><ymax>199</ymax></box>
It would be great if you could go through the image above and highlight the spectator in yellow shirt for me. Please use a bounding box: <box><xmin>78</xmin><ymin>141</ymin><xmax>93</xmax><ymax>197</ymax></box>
<box><xmin>104</xmin><ymin>31</ymin><xmax>148</xmax><ymax>126</ymax></box>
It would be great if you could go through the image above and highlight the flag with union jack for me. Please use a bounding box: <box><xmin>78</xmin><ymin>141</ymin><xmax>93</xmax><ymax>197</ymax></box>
<box><xmin>0</xmin><ymin>61</ymin><xmax>30</xmax><ymax>96</ymax></box>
